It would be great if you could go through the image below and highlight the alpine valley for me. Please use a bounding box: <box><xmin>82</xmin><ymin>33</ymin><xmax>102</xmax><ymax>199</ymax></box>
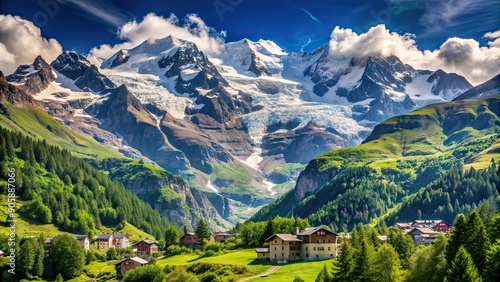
<box><xmin>0</xmin><ymin>29</ymin><xmax>499</xmax><ymax>233</ymax></box>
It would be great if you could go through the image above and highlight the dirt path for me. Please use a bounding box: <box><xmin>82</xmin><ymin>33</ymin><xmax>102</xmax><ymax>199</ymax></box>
<box><xmin>237</xmin><ymin>265</ymin><xmax>281</xmax><ymax>281</ymax></box>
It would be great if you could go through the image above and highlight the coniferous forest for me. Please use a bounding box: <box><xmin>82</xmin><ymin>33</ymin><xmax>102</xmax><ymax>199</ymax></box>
<box><xmin>0</xmin><ymin>126</ymin><xmax>172</xmax><ymax>238</ymax></box>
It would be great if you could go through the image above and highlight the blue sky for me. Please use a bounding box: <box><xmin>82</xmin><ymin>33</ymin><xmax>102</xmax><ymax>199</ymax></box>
<box><xmin>2</xmin><ymin>0</ymin><xmax>499</xmax><ymax>53</ymax></box>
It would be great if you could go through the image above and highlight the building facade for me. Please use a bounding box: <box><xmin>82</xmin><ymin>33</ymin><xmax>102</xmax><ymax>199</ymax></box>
<box><xmin>113</xmin><ymin>233</ymin><xmax>130</xmax><ymax>249</ymax></box>
<box><xmin>115</xmin><ymin>256</ymin><xmax>148</xmax><ymax>278</ymax></box>
<box><xmin>135</xmin><ymin>240</ymin><xmax>159</xmax><ymax>255</ymax></box>
<box><xmin>258</xmin><ymin>227</ymin><xmax>338</xmax><ymax>263</ymax></box>
<box><xmin>95</xmin><ymin>234</ymin><xmax>115</xmax><ymax>249</ymax></box>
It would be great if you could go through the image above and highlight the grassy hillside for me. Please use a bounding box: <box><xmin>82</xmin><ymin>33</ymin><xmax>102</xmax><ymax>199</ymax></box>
<box><xmin>0</xmin><ymin>103</ymin><xmax>121</xmax><ymax>159</ymax></box>
<box><xmin>252</xmin><ymin>96</ymin><xmax>500</xmax><ymax>231</ymax></box>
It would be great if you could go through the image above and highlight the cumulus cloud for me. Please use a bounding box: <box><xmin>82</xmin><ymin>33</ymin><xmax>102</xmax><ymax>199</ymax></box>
<box><xmin>88</xmin><ymin>13</ymin><xmax>225</xmax><ymax>66</ymax></box>
<box><xmin>0</xmin><ymin>15</ymin><xmax>63</xmax><ymax>75</ymax></box>
<box><xmin>328</xmin><ymin>24</ymin><xmax>500</xmax><ymax>85</ymax></box>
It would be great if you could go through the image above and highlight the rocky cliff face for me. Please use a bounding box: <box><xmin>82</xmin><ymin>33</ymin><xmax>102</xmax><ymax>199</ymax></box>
<box><xmin>454</xmin><ymin>74</ymin><xmax>500</xmax><ymax>101</ymax></box>
<box><xmin>0</xmin><ymin>70</ymin><xmax>37</xmax><ymax>107</ymax></box>
<box><xmin>6</xmin><ymin>56</ymin><xmax>55</xmax><ymax>94</ymax></box>
<box><xmin>91</xmin><ymin>158</ymin><xmax>228</xmax><ymax>229</ymax></box>
<box><xmin>51</xmin><ymin>51</ymin><xmax>116</xmax><ymax>92</ymax></box>
<box><xmin>85</xmin><ymin>84</ymin><xmax>190</xmax><ymax>172</ymax></box>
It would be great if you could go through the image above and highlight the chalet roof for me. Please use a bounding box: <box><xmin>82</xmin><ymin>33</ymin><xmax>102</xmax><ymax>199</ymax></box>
<box><xmin>96</xmin><ymin>234</ymin><xmax>113</xmax><ymax>240</ymax></box>
<box><xmin>73</xmin><ymin>235</ymin><xmax>89</xmax><ymax>240</ymax></box>
<box><xmin>411</xmin><ymin>220</ymin><xmax>445</xmax><ymax>227</ymax></box>
<box><xmin>140</xmin><ymin>239</ymin><xmax>158</xmax><ymax>245</ymax></box>
<box><xmin>409</xmin><ymin>227</ymin><xmax>437</xmax><ymax>235</ymax></box>
<box><xmin>396</xmin><ymin>223</ymin><xmax>412</xmax><ymax>227</ymax></box>
<box><xmin>297</xmin><ymin>226</ymin><xmax>337</xmax><ymax>236</ymax></box>
<box><xmin>255</xmin><ymin>248</ymin><xmax>269</xmax><ymax>253</ymax></box>
<box><xmin>114</xmin><ymin>233</ymin><xmax>128</xmax><ymax>239</ymax></box>
<box><xmin>265</xmin><ymin>234</ymin><xmax>302</xmax><ymax>242</ymax></box>
<box><xmin>115</xmin><ymin>256</ymin><xmax>148</xmax><ymax>266</ymax></box>
<box><xmin>214</xmin><ymin>232</ymin><xmax>233</xmax><ymax>236</ymax></box>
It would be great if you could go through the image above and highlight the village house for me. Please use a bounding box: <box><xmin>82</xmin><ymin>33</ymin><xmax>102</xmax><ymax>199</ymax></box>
<box><xmin>395</xmin><ymin>219</ymin><xmax>451</xmax><ymax>233</ymax></box>
<box><xmin>115</xmin><ymin>256</ymin><xmax>148</xmax><ymax>278</ymax></box>
<box><xmin>134</xmin><ymin>239</ymin><xmax>159</xmax><ymax>255</ymax></box>
<box><xmin>256</xmin><ymin>226</ymin><xmax>338</xmax><ymax>263</ymax></box>
<box><xmin>179</xmin><ymin>232</ymin><xmax>199</xmax><ymax>247</ymax></box>
<box><xmin>408</xmin><ymin>227</ymin><xmax>439</xmax><ymax>245</ymax></box>
<box><xmin>95</xmin><ymin>234</ymin><xmax>115</xmax><ymax>249</ymax></box>
<box><xmin>45</xmin><ymin>235</ymin><xmax>90</xmax><ymax>251</ymax></box>
<box><xmin>411</xmin><ymin>220</ymin><xmax>451</xmax><ymax>231</ymax></box>
<box><xmin>73</xmin><ymin>235</ymin><xmax>90</xmax><ymax>251</ymax></box>
<box><xmin>113</xmin><ymin>233</ymin><xmax>130</xmax><ymax>249</ymax></box>
<box><xmin>213</xmin><ymin>232</ymin><xmax>237</xmax><ymax>242</ymax></box>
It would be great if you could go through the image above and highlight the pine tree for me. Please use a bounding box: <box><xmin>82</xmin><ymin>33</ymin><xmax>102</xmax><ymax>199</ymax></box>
<box><xmin>466</xmin><ymin>211</ymin><xmax>490</xmax><ymax>273</ymax></box>
<box><xmin>331</xmin><ymin>239</ymin><xmax>355</xmax><ymax>281</ymax></box>
<box><xmin>445</xmin><ymin>246</ymin><xmax>482</xmax><ymax>282</ymax></box>
<box><xmin>195</xmin><ymin>218</ymin><xmax>211</xmax><ymax>241</ymax></box>
<box><xmin>446</xmin><ymin>213</ymin><xmax>467</xmax><ymax>266</ymax></box>
<box><xmin>164</xmin><ymin>226</ymin><xmax>178</xmax><ymax>250</ymax></box>
<box><xmin>484</xmin><ymin>239</ymin><xmax>500</xmax><ymax>282</ymax></box>
<box><xmin>19</xmin><ymin>238</ymin><xmax>36</xmax><ymax>277</ymax></box>
<box><xmin>260</xmin><ymin>218</ymin><xmax>274</xmax><ymax>245</ymax></box>
<box><xmin>33</xmin><ymin>235</ymin><xmax>45</xmax><ymax>277</ymax></box>
<box><xmin>315</xmin><ymin>264</ymin><xmax>333</xmax><ymax>282</ymax></box>
<box><xmin>55</xmin><ymin>273</ymin><xmax>64</xmax><ymax>282</ymax></box>
<box><xmin>352</xmin><ymin>235</ymin><xmax>376</xmax><ymax>282</ymax></box>
<box><xmin>374</xmin><ymin>243</ymin><xmax>403</xmax><ymax>282</ymax></box>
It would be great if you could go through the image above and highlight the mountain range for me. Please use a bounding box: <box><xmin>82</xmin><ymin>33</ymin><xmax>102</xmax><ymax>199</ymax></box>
<box><xmin>1</xmin><ymin>34</ymin><xmax>498</xmax><ymax>226</ymax></box>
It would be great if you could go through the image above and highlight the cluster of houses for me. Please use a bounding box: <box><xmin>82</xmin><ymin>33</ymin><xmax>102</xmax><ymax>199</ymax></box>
<box><xmin>178</xmin><ymin>231</ymin><xmax>237</xmax><ymax>248</ymax></box>
<box><xmin>394</xmin><ymin>219</ymin><xmax>452</xmax><ymax>245</ymax></box>
<box><xmin>255</xmin><ymin>226</ymin><xmax>339</xmax><ymax>264</ymax></box>
<box><xmin>44</xmin><ymin>233</ymin><xmax>159</xmax><ymax>255</ymax></box>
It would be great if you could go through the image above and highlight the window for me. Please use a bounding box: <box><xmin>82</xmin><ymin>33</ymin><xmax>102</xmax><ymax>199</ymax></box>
<box><xmin>322</xmin><ymin>240</ymin><xmax>325</xmax><ymax>243</ymax></box>
<box><xmin>306</xmin><ymin>254</ymin><xmax>309</xmax><ymax>257</ymax></box>
<box><xmin>274</xmin><ymin>247</ymin><xmax>276</xmax><ymax>250</ymax></box>
<box><xmin>275</xmin><ymin>254</ymin><xmax>277</xmax><ymax>258</ymax></box>
<box><xmin>328</xmin><ymin>247</ymin><xmax>331</xmax><ymax>251</ymax></box>
<box><xmin>316</xmin><ymin>239</ymin><xmax>319</xmax><ymax>243</ymax></box>
<box><xmin>314</xmin><ymin>247</ymin><xmax>316</xmax><ymax>251</ymax></box>
<box><xmin>282</xmin><ymin>246</ymin><xmax>284</xmax><ymax>250</ymax></box>
<box><xmin>282</xmin><ymin>253</ymin><xmax>284</xmax><ymax>257</ymax></box>
<box><xmin>305</xmin><ymin>247</ymin><xmax>308</xmax><ymax>251</ymax></box>
<box><xmin>328</xmin><ymin>239</ymin><xmax>331</xmax><ymax>243</ymax></box>
<box><xmin>274</xmin><ymin>240</ymin><xmax>276</xmax><ymax>243</ymax></box>
<box><xmin>282</xmin><ymin>240</ymin><xmax>284</xmax><ymax>243</ymax></box>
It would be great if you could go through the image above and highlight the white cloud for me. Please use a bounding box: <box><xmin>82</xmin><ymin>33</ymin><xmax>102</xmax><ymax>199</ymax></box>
<box><xmin>88</xmin><ymin>13</ymin><xmax>225</xmax><ymax>66</ymax></box>
<box><xmin>0</xmin><ymin>15</ymin><xmax>63</xmax><ymax>75</ymax></box>
<box><xmin>328</xmin><ymin>24</ymin><xmax>500</xmax><ymax>85</ymax></box>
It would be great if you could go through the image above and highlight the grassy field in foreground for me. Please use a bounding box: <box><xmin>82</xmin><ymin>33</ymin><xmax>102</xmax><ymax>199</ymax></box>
<box><xmin>250</xmin><ymin>259</ymin><xmax>332</xmax><ymax>282</ymax></box>
<box><xmin>157</xmin><ymin>248</ymin><xmax>331</xmax><ymax>281</ymax></box>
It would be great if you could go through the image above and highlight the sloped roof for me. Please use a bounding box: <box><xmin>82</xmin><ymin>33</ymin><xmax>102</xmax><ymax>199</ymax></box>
<box><xmin>114</xmin><ymin>233</ymin><xmax>128</xmax><ymax>239</ymax></box>
<box><xmin>255</xmin><ymin>248</ymin><xmax>270</xmax><ymax>253</ymax></box>
<box><xmin>73</xmin><ymin>235</ymin><xmax>89</xmax><ymax>240</ymax></box>
<box><xmin>265</xmin><ymin>234</ymin><xmax>302</xmax><ymax>242</ymax></box>
<box><xmin>297</xmin><ymin>226</ymin><xmax>337</xmax><ymax>236</ymax></box>
<box><xmin>409</xmin><ymin>227</ymin><xmax>437</xmax><ymax>235</ymax></box>
<box><xmin>115</xmin><ymin>256</ymin><xmax>148</xmax><ymax>265</ymax></box>
<box><xmin>96</xmin><ymin>234</ymin><xmax>113</xmax><ymax>240</ymax></box>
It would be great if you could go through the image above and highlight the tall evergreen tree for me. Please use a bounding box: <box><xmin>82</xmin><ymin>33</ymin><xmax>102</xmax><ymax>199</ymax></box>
<box><xmin>446</xmin><ymin>213</ymin><xmax>467</xmax><ymax>267</ymax></box>
<box><xmin>18</xmin><ymin>238</ymin><xmax>36</xmax><ymax>277</ymax></box>
<box><xmin>164</xmin><ymin>226</ymin><xmax>178</xmax><ymax>250</ymax></box>
<box><xmin>331</xmin><ymin>238</ymin><xmax>355</xmax><ymax>282</ymax></box>
<box><xmin>352</xmin><ymin>235</ymin><xmax>376</xmax><ymax>282</ymax></box>
<box><xmin>445</xmin><ymin>246</ymin><xmax>482</xmax><ymax>282</ymax></box>
<box><xmin>260</xmin><ymin>218</ymin><xmax>275</xmax><ymax>245</ymax></box>
<box><xmin>315</xmin><ymin>264</ymin><xmax>333</xmax><ymax>282</ymax></box>
<box><xmin>374</xmin><ymin>243</ymin><xmax>403</xmax><ymax>282</ymax></box>
<box><xmin>195</xmin><ymin>218</ymin><xmax>211</xmax><ymax>241</ymax></box>
<box><xmin>466</xmin><ymin>211</ymin><xmax>490</xmax><ymax>273</ymax></box>
<box><xmin>388</xmin><ymin>228</ymin><xmax>415</xmax><ymax>269</ymax></box>
<box><xmin>484</xmin><ymin>239</ymin><xmax>500</xmax><ymax>282</ymax></box>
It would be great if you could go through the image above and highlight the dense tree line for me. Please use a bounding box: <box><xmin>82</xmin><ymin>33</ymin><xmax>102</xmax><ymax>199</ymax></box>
<box><xmin>386</xmin><ymin>162</ymin><xmax>500</xmax><ymax>225</ymax></box>
<box><xmin>312</xmin><ymin>210</ymin><xmax>500</xmax><ymax>282</ymax></box>
<box><xmin>0</xmin><ymin>126</ymin><xmax>172</xmax><ymax>238</ymax></box>
<box><xmin>237</xmin><ymin>216</ymin><xmax>310</xmax><ymax>246</ymax></box>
